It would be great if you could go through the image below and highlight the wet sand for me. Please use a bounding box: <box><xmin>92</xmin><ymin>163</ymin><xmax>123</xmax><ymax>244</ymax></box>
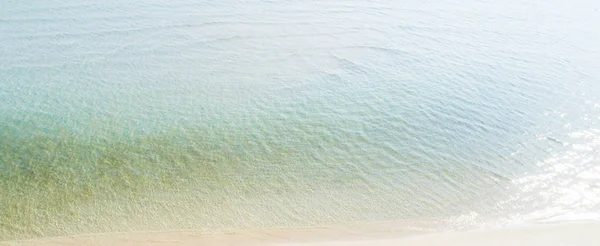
<box><xmin>4</xmin><ymin>221</ymin><xmax>599</xmax><ymax>246</ymax></box>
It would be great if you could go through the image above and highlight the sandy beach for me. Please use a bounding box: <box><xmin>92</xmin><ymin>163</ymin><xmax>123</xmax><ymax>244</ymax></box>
<box><xmin>4</xmin><ymin>221</ymin><xmax>599</xmax><ymax>246</ymax></box>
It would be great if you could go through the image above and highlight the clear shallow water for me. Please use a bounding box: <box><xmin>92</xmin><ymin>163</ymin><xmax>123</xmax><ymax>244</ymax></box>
<box><xmin>1</xmin><ymin>0</ymin><xmax>600</xmax><ymax>241</ymax></box>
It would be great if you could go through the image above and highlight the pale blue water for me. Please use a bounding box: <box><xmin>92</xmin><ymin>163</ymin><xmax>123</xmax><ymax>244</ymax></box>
<box><xmin>1</xmin><ymin>0</ymin><xmax>600</xmax><ymax>241</ymax></box>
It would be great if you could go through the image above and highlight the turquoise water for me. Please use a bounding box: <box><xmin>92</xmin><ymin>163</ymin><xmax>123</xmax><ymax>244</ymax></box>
<box><xmin>1</xmin><ymin>0</ymin><xmax>600</xmax><ymax>241</ymax></box>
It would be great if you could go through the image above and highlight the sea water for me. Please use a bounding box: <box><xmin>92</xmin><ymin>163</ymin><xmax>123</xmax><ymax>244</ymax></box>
<box><xmin>1</xmin><ymin>0</ymin><xmax>599</xmax><ymax>241</ymax></box>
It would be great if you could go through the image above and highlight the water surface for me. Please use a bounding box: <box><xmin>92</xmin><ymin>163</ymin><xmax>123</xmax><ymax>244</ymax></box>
<box><xmin>1</xmin><ymin>0</ymin><xmax>600</xmax><ymax>241</ymax></box>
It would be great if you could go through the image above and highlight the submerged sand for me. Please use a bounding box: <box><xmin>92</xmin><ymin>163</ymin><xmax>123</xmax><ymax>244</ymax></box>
<box><xmin>4</xmin><ymin>221</ymin><xmax>599</xmax><ymax>246</ymax></box>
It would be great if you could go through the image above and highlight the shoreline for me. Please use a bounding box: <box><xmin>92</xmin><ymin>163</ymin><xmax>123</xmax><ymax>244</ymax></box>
<box><xmin>1</xmin><ymin>220</ymin><xmax>435</xmax><ymax>246</ymax></box>
<box><xmin>4</xmin><ymin>221</ymin><xmax>599</xmax><ymax>246</ymax></box>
